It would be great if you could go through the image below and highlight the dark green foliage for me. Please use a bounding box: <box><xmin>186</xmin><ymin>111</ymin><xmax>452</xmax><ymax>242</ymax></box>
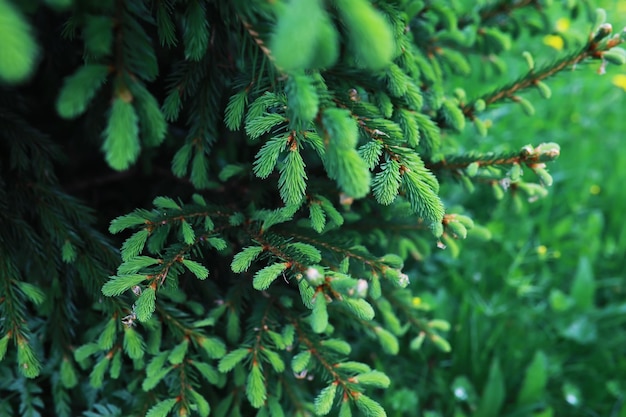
<box><xmin>1</xmin><ymin>0</ymin><xmax>625</xmax><ymax>416</ymax></box>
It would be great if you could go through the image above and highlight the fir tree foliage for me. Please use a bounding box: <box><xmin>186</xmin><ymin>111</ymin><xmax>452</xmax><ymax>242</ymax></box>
<box><xmin>1</xmin><ymin>0</ymin><xmax>625</xmax><ymax>416</ymax></box>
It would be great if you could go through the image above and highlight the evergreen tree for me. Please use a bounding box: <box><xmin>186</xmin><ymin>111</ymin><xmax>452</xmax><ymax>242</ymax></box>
<box><xmin>0</xmin><ymin>0</ymin><xmax>624</xmax><ymax>416</ymax></box>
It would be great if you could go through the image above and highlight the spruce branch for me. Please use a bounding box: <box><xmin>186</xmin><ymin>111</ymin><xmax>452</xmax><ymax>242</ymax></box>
<box><xmin>427</xmin><ymin>142</ymin><xmax>560</xmax><ymax>172</ymax></box>
<box><xmin>462</xmin><ymin>25</ymin><xmax>625</xmax><ymax>119</ymax></box>
<box><xmin>383</xmin><ymin>289</ymin><xmax>450</xmax><ymax>352</ymax></box>
<box><xmin>469</xmin><ymin>0</ymin><xmax>539</xmax><ymax>28</ymax></box>
<box><xmin>287</xmin><ymin>313</ymin><xmax>357</xmax><ymax>401</ymax></box>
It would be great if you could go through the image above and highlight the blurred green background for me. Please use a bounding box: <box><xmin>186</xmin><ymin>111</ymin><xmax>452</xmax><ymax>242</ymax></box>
<box><xmin>388</xmin><ymin>2</ymin><xmax>626</xmax><ymax>416</ymax></box>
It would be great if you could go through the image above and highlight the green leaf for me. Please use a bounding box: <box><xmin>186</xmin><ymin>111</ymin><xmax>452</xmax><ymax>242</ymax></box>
<box><xmin>182</xmin><ymin>259</ymin><xmax>209</xmax><ymax>280</ymax></box>
<box><xmin>271</xmin><ymin>0</ymin><xmax>328</xmax><ymax>71</ymax></box>
<box><xmin>335</xmin><ymin>361</ymin><xmax>371</xmax><ymax>373</ymax></box>
<box><xmin>374</xmin><ymin>326</ymin><xmax>399</xmax><ymax>355</ymax></box>
<box><xmin>311</xmin><ymin>292</ymin><xmax>329</xmax><ymax>333</ymax></box>
<box><xmin>61</xmin><ymin>240</ymin><xmax>77</xmax><ymax>263</ymax></box>
<box><xmin>442</xmin><ymin>100</ymin><xmax>466</xmax><ymax>132</ymax></box>
<box><xmin>225</xmin><ymin>90</ymin><xmax>248</xmax><ymax>131</ymax></box>
<box><xmin>200</xmin><ymin>336</ymin><xmax>226</xmax><ymax>359</ymax></box>
<box><xmin>56</xmin><ymin>64</ymin><xmax>109</xmax><ymax>118</ymax></box>
<box><xmin>517</xmin><ymin>351</ymin><xmax>548</xmax><ymax>406</ymax></box>
<box><xmin>278</xmin><ymin>148</ymin><xmax>307</xmax><ymax>205</ymax></box>
<box><xmin>155</xmin><ymin>1</ymin><xmax>176</xmax><ymax>47</ymax></box>
<box><xmin>320</xmin><ymin>339</ymin><xmax>351</xmax><ymax>355</ymax></box>
<box><xmin>288</xmin><ymin>242</ymin><xmax>322</xmax><ymax>264</ymax></box>
<box><xmin>16</xmin><ymin>281</ymin><xmax>45</xmax><ymax>305</ymax></box>
<box><xmin>372</xmin><ymin>160</ymin><xmax>401</xmax><ymax>205</ymax></box>
<box><xmin>325</xmin><ymin>147</ymin><xmax>371</xmax><ymax>198</ymax></box>
<box><xmin>146</xmin><ymin>398</ymin><xmax>178</xmax><ymax>417</ymax></box>
<box><xmin>246</xmin><ymin>113</ymin><xmax>287</xmax><ymax>140</ymax></box>
<box><xmin>146</xmin><ymin>351</ymin><xmax>169</xmax><ymax>378</ymax></box>
<box><xmin>109</xmin><ymin>212</ymin><xmax>149</xmax><ymax>233</ymax></box>
<box><xmin>89</xmin><ymin>356</ymin><xmax>109</xmax><ymax>388</ymax></box>
<box><xmin>314</xmin><ymin>383</ymin><xmax>338</xmax><ymax>416</ymax></box>
<box><xmin>267</xmin><ymin>330</ymin><xmax>285</xmax><ymax>350</ymax></box>
<box><xmin>172</xmin><ymin>143</ymin><xmax>192</xmax><ymax>177</ymax></box>
<box><xmin>97</xmin><ymin>318</ymin><xmax>117</xmax><ymax>350</ymax></box>
<box><xmin>247</xmin><ymin>363</ymin><xmax>267</xmax><ymax>408</ymax></box>
<box><xmin>110</xmin><ymin>354</ymin><xmax>123</xmax><ymax>380</ymax></box>
<box><xmin>339</xmin><ymin>400</ymin><xmax>352</xmax><ymax>417</ymax></box>
<box><xmin>286</xmin><ymin>72</ymin><xmax>320</xmax><ymax>122</ymax></box>
<box><xmin>0</xmin><ymin>0</ymin><xmax>39</xmax><ymax>83</ymax></box>
<box><xmin>354</xmin><ymin>371</ymin><xmax>391</xmax><ymax>388</ymax></box>
<box><xmin>291</xmin><ymin>350</ymin><xmax>311</xmax><ymax>373</ymax></box>
<box><xmin>168</xmin><ymin>339</ymin><xmax>189</xmax><ymax>365</ymax></box>
<box><xmin>396</xmin><ymin>109</ymin><xmax>420</xmax><ymax>147</ymax></box>
<box><xmin>17</xmin><ymin>339</ymin><xmax>41</xmax><ymax>378</ymax></box>
<box><xmin>134</xmin><ymin>84</ymin><xmax>167</xmax><ymax>147</ymax></box>
<box><xmin>319</xmin><ymin>196</ymin><xmax>344</xmax><ymax>226</ymax></box>
<box><xmin>297</xmin><ymin>279</ymin><xmax>315</xmax><ymax>310</ymax></box>
<box><xmin>121</xmin><ymin>229</ymin><xmax>150</xmax><ymax>261</ymax></box>
<box><xmin>163</xmin><ymin>88</ymin><xmax>182</xmax><ymax>122</ymax></box>
<box><xmin>60</xmin><ymin>357</ymin><xmax>78</xmax><ymax>388</ymax></box>
<box><xmin>219</xmin><ymin>164</ymin><xmax>245</xmax><ymax>182</ymax></box>
<box><xmin>83</xmin><ymin>15</ymin><xmax>113</xmax><ymax>58</ymax></box>
<box><xmin>268</xmin><ymin>396</ymin><xmax>285</xmax><ymax>417</ymax></box>
<box><xmin>402</xmin><ymin>169</ymin><xmax>444</xmax><ymax>224</ymax></box>
<box><xmin>117</xmin><ymin>256</ymin><xmax>160</xmax><ymax>275</ymax></box>
<box><xmin>570</xmin><ymin>257</ymin><xmax>595</xmax><ymax>310</ymax></box>
<box><xmin>134</xmin><ymin>287</ymin><xmax>157</xmax><ymax>322</ymax></box>
<box><xmin>354</xmin><ymin>394</ymin><xmax>386</xmax><ymax>417</ymax></box>
<box><xmin>322</xmin><ymin>108</ymin><xmax>358</xmax><ymax>149</ymax></box>
<box><xmin>102</xmin><ymin>96</ymin><xmax>141</xmax><ymax>171</ymax></box>
<box><xmin>190</xmin><ymin>389</ymin><xmax>211</xmax><ymax>417</ymax></box>
<box><xmin>102</xmin><ymin>274</ymin><xmax>147</xmax><ymax>297</ymax></box>
<box><xmin>253</xmin><ymin>135</ymin><xmax>288</xmax><ymax>178</ymax></box>
<box><xmin>191</xmin><ymin>361</ymin><xmax>219</xmax><ymax>384</ymax></box>
<box><xmin>253</xmin><ymin>262</ymin><xmax>288</xmax><ymax>291</ymax></box>
<box><xmin>414</xmin><ymin>112</ymin><xmax>441</xmax><ymax>153</ymax></box>
<box><xmin>231</xmin><ymin>246</ymin><xmax>264</xmax><ymax>273</ymax></box>
<box><xmin>208</xmin><ymin>237</ymin><xmax>227</xmax><ymax>251</ymax></box>
<box><xmin>218</xmin><ymin>348</ymin><xmax>251</xmax><ymax>373</ymax></box>
<box><xmin>182</xmin><ymin>0</ymin><xmax>209</xmax><ymax>61</ymax></box>
<box><xmin>262</xmin><ymin>349</ymin><xmax>285</xmax><ymax>373</ymax></box>
<box><xmin>343</xmin><ymin>298</ymin><xmax>375</xmax><ymax>321</ymax></box>
<box><xmin>153</xmin><ymin>196</ymin><xmax>181</xmax><ymax>210</ymax></box>
<box><xmin>74</xmin><ymin>343</ymin><xmax>100</xmax><ymax>362</ymax></box>
<box><xmin>358</xmin><ymin>140</ymin><xmax>384</xmax><ymax>170</ymax></box>
<box><xmin>142</xmin><ymin>366</ymin><xmax>173</xmax><ymax>391</ymax></box>
<box><xmin>258</xmin><ymin>204</ymin><xmax>299</xmax><ymax>232</ymax></box>
<box><xmin>146</xmin><ymin>322</ymin><xmax>163</xmax><ymax>355</ymax></box>
<box><xmin>123</xmin><ymin>327</ymin><xmax>145</xmax><ymax>360</ymax></box>
<box><xmin>431</xmin><ymin>334</ymin><xmax>451</xmax><ymax>353</ymax></box>
<box><xmin>385</xmin><ymin>64</ymin><xmax>409</xmax><ymax>97</ymax></box>
<box><xmin>336</xmin><ymin>0</ymin><xmax>395</xmax><ymax>70</ymax></box>
<box><xmin>282</xmin><ymin>324</ymin><xmax>295</xmax><ymax>347</ymax></box>
<box><xmin>475</xmin><ymin>358</ymin><xmax>505</xmax><ymax>417</ymax></box>
<box><xmin>309</xmin><ymin>202</ymin><xmax>326</xmax><ymax>233</ymax></box>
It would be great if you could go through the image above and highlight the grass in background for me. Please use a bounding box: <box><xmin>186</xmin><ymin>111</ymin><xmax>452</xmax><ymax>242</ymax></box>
<box><xmin>392</xmin><ymin>2</ymin><xmax>626</xmax><ymax>417</ymax></box>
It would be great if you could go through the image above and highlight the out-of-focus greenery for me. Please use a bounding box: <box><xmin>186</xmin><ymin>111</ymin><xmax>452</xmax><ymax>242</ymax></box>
<box><xmin>384</xmin><ymin>2</ymin><xmax>626</xmax><ymax>417</ymax></box>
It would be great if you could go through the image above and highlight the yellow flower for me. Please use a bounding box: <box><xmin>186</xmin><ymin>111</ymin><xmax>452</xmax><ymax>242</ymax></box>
<box><xmin>536</xmin><ymin>245</ymin><xmax>548</xmax><ymax>256</ymax></box>
<box><xmin>543</xmin><ymin>34</ymin><xmax>564</xmax><ymax>50</ymax></box>
<box><xmin>556</xmin><ymin>18</ymin><xmax>570</xmax><ymax>33</ymax></box>
<box><xmin>411</xmin><ymin>297</ymin><xmax>422</xmax><ymax>307</ymax></box>
<box><xmin>613</xmin><ymin>74</ymin><xmax>626</xmax><ymax>92</ymax></box>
